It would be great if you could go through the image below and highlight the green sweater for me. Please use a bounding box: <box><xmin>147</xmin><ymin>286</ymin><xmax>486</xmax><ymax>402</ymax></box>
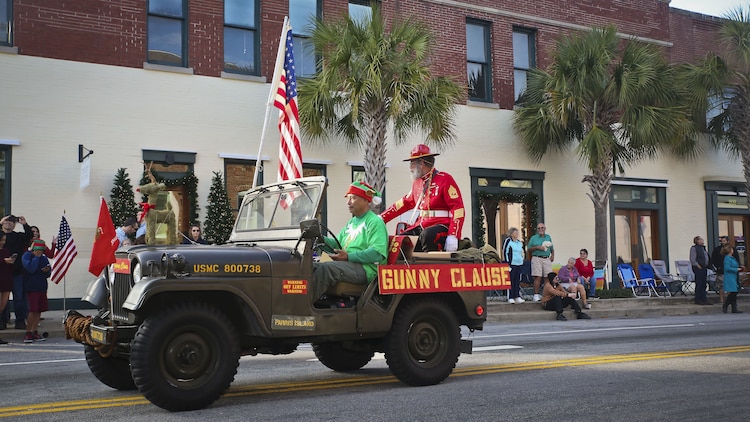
<box><xmin>324</xmin><ymin>210</ymin><xmax>389</xmax><ymax>282</ymax></box>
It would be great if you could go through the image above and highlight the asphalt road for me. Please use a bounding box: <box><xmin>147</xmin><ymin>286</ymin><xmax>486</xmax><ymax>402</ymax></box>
<box><xmin>1</xmin><ymin>313</ymin><xmax>749</xmax><ymax>421</ymax></box>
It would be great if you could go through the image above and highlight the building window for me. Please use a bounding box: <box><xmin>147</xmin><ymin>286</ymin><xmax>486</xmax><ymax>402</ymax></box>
<box><xmin>224</xmin><ymin>160</ymin><xmax>259</xmax><ymax>213</ymax></box>
<box><xmin>0</xmin><ymin>146</ymin><xmax>10</xmax><ymax>216</ymax></box>
<box><xmin>349</xmin><ymin>0</ymin><xmax>375</xmax><ymax>24</ymax></box>
<box><xmin>467</xmin><ymin>20</ymin><xmax>491</xmax><ymax>102</ymax></box>
<box><xmin>290</xmin><ymin>0</ymin><xmax>318</xmax><ymax>77</ymax></box>
<box><xmin>706</xmin><ymin>88</ymin><xmax>734</xmax><ymax>132</ymax></box>
<box><xmin>147</xmin><ymin>0</ymin><xmax>187</xmax><ymax>67</ymax></box>
<box><xmin>224</xmin><ymin>0</ymin><xmax>258</xmax><ymax>75</ymax></box>
<box><xmin>1</xmin><ymin>0</ymin><xmax>10</xmax><ymax>46</ymax></box>
<box><xmin>513</xmin><ymin>28</ymin><xmax>536</xmax><ymax>103</ymax></box>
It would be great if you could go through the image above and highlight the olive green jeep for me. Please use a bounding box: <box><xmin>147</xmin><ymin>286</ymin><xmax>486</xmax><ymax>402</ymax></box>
<box><xmin>65</xmin><ymin>176</ymin><xmax>492</xmax><ymax>411</ymax></box>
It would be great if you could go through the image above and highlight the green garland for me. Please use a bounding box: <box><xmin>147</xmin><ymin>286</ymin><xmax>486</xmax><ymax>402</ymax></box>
<box><xmin>140</xmin><ymin>168</ymin><xmax>200</xmax><ymax>224</ymax></box>
<box><xmin>474</xmin><ymin>190</ymin><xmax>538</xmax><ymax>247</ymax></box>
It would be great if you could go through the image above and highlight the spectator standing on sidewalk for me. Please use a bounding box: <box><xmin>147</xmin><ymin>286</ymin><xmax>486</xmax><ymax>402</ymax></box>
<box><xmin>690</xmin><ymin>235</ymin><xmax>711</xmax><ymax>305</ymax></box>
<box><xmin>722</xmin><ymin>245</ymin><xmax>744</xmax><ymax>314</ymax></box>
<box><xmin>527</xmin><ymin>223</ymin><xmax>554</xmax><ymax>301</ymax></box>
<box><xmin>115</xmin><ymin>217</ymin><xmax>138</xmax><ymax>247</ymax></box>
<box><xmin>711</xmin><ymin>236</ymin><xmax>739</xmax><ymax>304</ymax></box>
<box><xmin>541</xmin><ymin>272</ymin><xmax>590</xmax><ymax>321</ymax></box>
<box><xmin>502</xmin><ymin>227</ymin><xmax>525</xmax><ymax>304</ymax></box>
<box><xmin>1</xmin><ymin>215</ymin><xmax>33</xmax><ymax>330</ymax></box>
<box><xmin>30</xmin><ymin>226</ymin><xmax>56</xmax><ymax>259</ymax></box>
<box><xmin>21</xmin><ymin>239</ymin><xmax>51</xmax><ymax>343</ymax></box>
<box><xmin>0</xmin><ymin>233</ymin><xmax>12</xmax><ymax>344</ymax></box>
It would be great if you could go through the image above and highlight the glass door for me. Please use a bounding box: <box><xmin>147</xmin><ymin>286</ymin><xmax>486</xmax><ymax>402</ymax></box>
<box><xmin>718</xmin><ymin>215</ymin><xmax>749</xmax><ymax>267</ymax></box>
<box><xmin>614</xmin><ymin>209</ymin><xmax>658</xmax><ymax>274</ymax></box>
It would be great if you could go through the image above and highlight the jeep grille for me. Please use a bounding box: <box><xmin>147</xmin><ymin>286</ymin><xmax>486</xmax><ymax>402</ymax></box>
<box><xmin>111</xmin><ymin>271</ymin><xmax>133</xmax><ymax>322</ymax></box>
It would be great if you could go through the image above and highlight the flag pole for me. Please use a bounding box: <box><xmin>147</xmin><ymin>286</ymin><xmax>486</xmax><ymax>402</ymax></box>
<box><xmin>252</xmin><ymin>16</ymin><xmax>290</xmax><ymax>189</ymax></box>
<box><xmin>62</xmin><ymin>210</ymin><xmax>67</xmax><ymax>311</ymax></box>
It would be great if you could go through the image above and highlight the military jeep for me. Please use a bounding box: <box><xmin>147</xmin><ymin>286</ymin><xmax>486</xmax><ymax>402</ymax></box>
<box><xmin>66</xmin><ymin>176</ymin><xmax>494</xmax><ymax>412</ymax></box>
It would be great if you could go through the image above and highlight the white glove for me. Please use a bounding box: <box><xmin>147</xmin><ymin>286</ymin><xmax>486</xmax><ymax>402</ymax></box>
<box><xmin>445</xmin><ymin>235</ymin><xmax>458</xmax><ymax>252</ymax></box>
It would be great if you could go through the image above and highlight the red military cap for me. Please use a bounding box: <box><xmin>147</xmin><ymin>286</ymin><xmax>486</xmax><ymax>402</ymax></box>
<box><xmin>404</xmin><ymin>144</ymin><xmax>440</xmax><ymax>161</ymax></box>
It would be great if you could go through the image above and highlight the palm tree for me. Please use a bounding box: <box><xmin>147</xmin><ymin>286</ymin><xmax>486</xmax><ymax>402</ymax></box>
<box><xmin>297</xmin><ymin>4</ymin><xmax>463</xmax><ymax>199</ymax></box>
<box><xmin>680</xmin><ymin>7</ymin><xmax>750</xmax><ymax>196</ymax></box>
<box><xmin>513</xmin><ymin>25</ymin><xmax>695</xmax><ymax>266</ymax></box>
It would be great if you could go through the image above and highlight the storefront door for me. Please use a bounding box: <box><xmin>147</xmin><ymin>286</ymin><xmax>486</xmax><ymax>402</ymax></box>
<box><xmin>718</xmin><ymin>214</ymin><xmax>749</xmax><ymax>267</ymax></box>
<box><xmin>614</xmin><ymin>209</ymin><xmax>658</xmax><ymax>272</ymax></box>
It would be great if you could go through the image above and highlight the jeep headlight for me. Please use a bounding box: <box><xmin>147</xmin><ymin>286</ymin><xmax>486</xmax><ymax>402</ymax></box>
<box><xmin>132</xmin><ymin>261</ymin><xmax>142</xmax><ymax>284</ymax></box>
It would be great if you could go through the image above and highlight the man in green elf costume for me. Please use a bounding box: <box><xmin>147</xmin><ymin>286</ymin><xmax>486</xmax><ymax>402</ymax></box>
<box><xmin>312</xmin><ymin>181</ymin><xmax>389</xmax><ymax>300</ymax></box>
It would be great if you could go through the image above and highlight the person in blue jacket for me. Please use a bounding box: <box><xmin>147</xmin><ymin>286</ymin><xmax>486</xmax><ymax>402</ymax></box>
<box><xmin>22</xmin><ymin>239</ymin><xmax>51</xmax><ymax>343</ymax></box>
<box><xmin>722</xmin><ymin>245</ymin><xmax>744</xmax><ymax>314</ymax></box>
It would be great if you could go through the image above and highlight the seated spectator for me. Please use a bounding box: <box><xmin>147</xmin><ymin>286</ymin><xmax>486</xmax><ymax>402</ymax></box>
<box><xmin>542</xmin><ymin>272</ymin><xmax>591</xmax><ymax>321</ymax></box>
<box><xmin>575</xmin><ymin>248</ymin><xmax>597</xmax><ymax>298</ymax></box>
<box><xmin>558</xmin><ymin>257</ymin><xmax>591</xmax><ymax>309</ymax></box>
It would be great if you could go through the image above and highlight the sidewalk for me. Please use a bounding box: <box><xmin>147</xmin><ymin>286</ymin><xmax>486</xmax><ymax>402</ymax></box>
<box><xmin>2</xmin><ymin>295</ymin><xmax>748</xmax><ymax>343</ymax></box>
<box><xmin>486</xmin><ymin>293</ymin><xmax>749</xmax><ymax>323</ymax></box>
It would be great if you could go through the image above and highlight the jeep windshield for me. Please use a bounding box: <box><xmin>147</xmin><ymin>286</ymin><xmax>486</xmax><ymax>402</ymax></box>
<box><xmin>230</xmin><ymin>176</ymin><xmax>326</xmax><ymax>242</ymax></box>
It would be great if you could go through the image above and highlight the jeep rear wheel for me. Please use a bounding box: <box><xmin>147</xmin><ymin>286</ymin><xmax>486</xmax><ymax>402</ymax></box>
<box><xmin>312</xmin><ymin>342</ymin><xmax>374</xmax><ymax>371</ymax></box>
<box><xmin>130</xmin><ymin>302</ymin><xmax>240</xmax><ymax>411</ymax></box>
<box><xmin>384</xmin><ymin>298</ymin><xmax>460</xmax><ymax>386</ymax></box>
<box><xmin>84</xmin><ymin>345</ymin><xmax>136</xmax><ymax>390</ymax></box>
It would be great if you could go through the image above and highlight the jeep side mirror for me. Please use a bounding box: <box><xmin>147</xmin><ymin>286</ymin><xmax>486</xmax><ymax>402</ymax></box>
<box><xmin>299</xmin><ymin>219</ymin><xmax>321</xmax><ymax>239</ymax></box>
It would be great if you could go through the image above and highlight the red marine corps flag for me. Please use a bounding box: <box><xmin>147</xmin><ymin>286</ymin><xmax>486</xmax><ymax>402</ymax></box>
<box><xmin>88</xmin><ymin>197</ymin><xmax>119</xmax><ymax>276</ymax></box>
<box><xmin>274</xmin><ymin>19</ymin><xmax>302</xmax><ymax>208</ymax></box>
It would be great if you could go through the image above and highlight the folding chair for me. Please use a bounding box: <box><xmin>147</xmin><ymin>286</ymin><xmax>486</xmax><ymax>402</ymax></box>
<box><xmin>638</xmin><ymin>263</ymin><xmax>669</xmax><ymax>297</ymax></box>
<box><xmin>518</xmin><ymin>260</ymin><xmax>534</xmax><ymax>300</ymax></box>
<box><xmin>674</xmin><ymin>260</ymin><xmax>696</xmax><ymax>295</ymax></box>
<box><xmin>617</xmin><ymin>263</ymin><xmax>657</xmax><ymax>297</ymax></box>
<box><xmin>650</xmin><ymin>259</ymin><xmax>683</xmax><ymax>296</ymax></box>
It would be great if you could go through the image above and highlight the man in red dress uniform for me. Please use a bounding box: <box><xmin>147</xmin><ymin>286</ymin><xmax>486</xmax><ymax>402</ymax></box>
<box><xmin>380</xmin><ymin>144</ymin><xmax>465</xmax><ymax>252</ymax></box>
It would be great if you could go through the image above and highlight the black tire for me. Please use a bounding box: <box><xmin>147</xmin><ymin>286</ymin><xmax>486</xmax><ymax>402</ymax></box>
<box><xmin>130</xmin><ymin>302</ymin><xmax>240</xmax><ymax>412</ymax></box>
<box><xmin>312</xmin><ymin>342</ymin><xmax>374</xmax><ymax>371</ymax></box>
<box><xmin>384</xmin><ymin>298</ymin><xmax>460</xmax><ymax>386</ymax></box>
<box><xmin>84</xmin><ymin>345</ymin><xmax>137</xmax><ymax>391</ymax></box>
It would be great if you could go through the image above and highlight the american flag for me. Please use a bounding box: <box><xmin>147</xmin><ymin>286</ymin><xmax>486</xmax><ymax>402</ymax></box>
<box><xmin>51</xmin><ymin>215</ymin><xmax>78</xmax><ymax>284</ymax></box>
<box><xmin>274</xmin><ymin>23</ymin><xmax>303</xmax><ymax>208</ymax></box>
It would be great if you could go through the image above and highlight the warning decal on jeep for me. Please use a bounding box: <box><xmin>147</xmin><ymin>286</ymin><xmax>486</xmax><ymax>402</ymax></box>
<box><xmin>282</xmin><ymin>279</ymin><xmax>308</xmax><ymax>294</ymax></box>
<box><xmin>378</xmin><ymin>263</ymin><xmax>510</xmax><ymax>294</ymax></box>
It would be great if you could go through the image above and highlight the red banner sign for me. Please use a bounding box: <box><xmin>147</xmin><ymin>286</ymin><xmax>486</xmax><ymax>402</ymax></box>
<box><xmin>378</xmin><ymin>263</ymin><xmax>510</xmax><ymax>294</ymax></box>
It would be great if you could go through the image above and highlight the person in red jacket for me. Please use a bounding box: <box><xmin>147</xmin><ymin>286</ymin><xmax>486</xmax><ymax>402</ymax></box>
<box><xmin>380</xmin><ymin>144</ymin><xmax>465</xmax><ymax>252</ymax></box>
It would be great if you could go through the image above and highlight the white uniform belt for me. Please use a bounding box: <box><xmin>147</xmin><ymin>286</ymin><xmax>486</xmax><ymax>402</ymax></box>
<box><xmin>420</xmin><ymin>210</ymin><xmax>450</xmax><ymax>218</ymax></box>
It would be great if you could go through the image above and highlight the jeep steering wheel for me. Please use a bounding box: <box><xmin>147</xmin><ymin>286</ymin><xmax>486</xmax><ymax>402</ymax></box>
<box><xmin>314</xmin><ymin>223</ymin><xmax>342</xmax><ymax>253</ymax></box>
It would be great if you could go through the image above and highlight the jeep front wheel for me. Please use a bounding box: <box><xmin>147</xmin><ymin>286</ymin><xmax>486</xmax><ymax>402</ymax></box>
<box><xmin>312</xmin><ymin>342</ymin><xmax>374</xmax><ymax>371</ymax></box>
<box><xmin>130</xmin><ymin>302</ymin><xmax>240</xmax><ymax>411</ymax></box>
<box><xmin>384</xmin><ymin>297</ymin><xmax>460</xmax><ymax>386</ymax></box>
<box><xmin>84</xmin><ymin>345</ymin><xmax>137</xmax><ymax>390</ymax></box>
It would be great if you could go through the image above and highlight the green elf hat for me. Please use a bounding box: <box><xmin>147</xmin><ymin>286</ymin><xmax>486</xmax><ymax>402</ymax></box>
<box><xmin>346</xmin><ymin>180</ymin><xmax>382</xmax><ymax>205</ymax></box>
<box><xmin>31</xmin><ymin>239</ymin><xmax>46</xmax><ymax>251</ymax></box>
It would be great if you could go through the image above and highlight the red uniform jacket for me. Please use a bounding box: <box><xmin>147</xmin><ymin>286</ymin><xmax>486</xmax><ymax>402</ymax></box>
<box><xmin>381</xmin><ymin>168</ymin><xmax>464</xmax><ymax>237</ymax></box>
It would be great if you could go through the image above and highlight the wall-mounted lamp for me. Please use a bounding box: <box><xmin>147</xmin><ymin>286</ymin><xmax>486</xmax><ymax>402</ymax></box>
<box><xmin>78</xmin><ymin>144</ymin><xmax>94</xmax><ymax>163</ymax></box>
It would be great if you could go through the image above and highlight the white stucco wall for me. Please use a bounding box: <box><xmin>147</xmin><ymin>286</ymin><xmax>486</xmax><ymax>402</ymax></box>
<box><xmin>1</xmin><ymin>51</ymin><xmax>745</xmax><ymax>300</ymax></box>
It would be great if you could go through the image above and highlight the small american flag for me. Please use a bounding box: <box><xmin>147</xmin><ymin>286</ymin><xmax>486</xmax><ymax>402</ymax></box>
<box><xmin>51</xmin><ymin>215</ymin><xmax>78</xmax><ymax>284</ymax></box>
<box><xmin>274</xmin><ymin>22</ymin><xmax>303</xmax><ymax>208</ymax></box>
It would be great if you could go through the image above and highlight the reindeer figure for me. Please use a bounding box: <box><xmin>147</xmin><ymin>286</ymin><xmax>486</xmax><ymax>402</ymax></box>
<box><xmin>137</xmin><ymin>162</ymin><xmax>180</xmax><ymax>245</ymax></box>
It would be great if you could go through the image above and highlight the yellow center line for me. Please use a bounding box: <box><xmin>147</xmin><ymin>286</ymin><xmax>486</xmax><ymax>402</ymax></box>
<box><xmin>2</xmin><ymin>344</ymin><xmax>749</xmax><ymax>417</ymax></box>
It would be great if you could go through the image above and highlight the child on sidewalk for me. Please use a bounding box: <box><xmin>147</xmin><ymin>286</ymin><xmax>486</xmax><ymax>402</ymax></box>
<box><xmin>21</xmin><ymin>239</ymin><xmax>51</xmax><ymax>343</ymax></box>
